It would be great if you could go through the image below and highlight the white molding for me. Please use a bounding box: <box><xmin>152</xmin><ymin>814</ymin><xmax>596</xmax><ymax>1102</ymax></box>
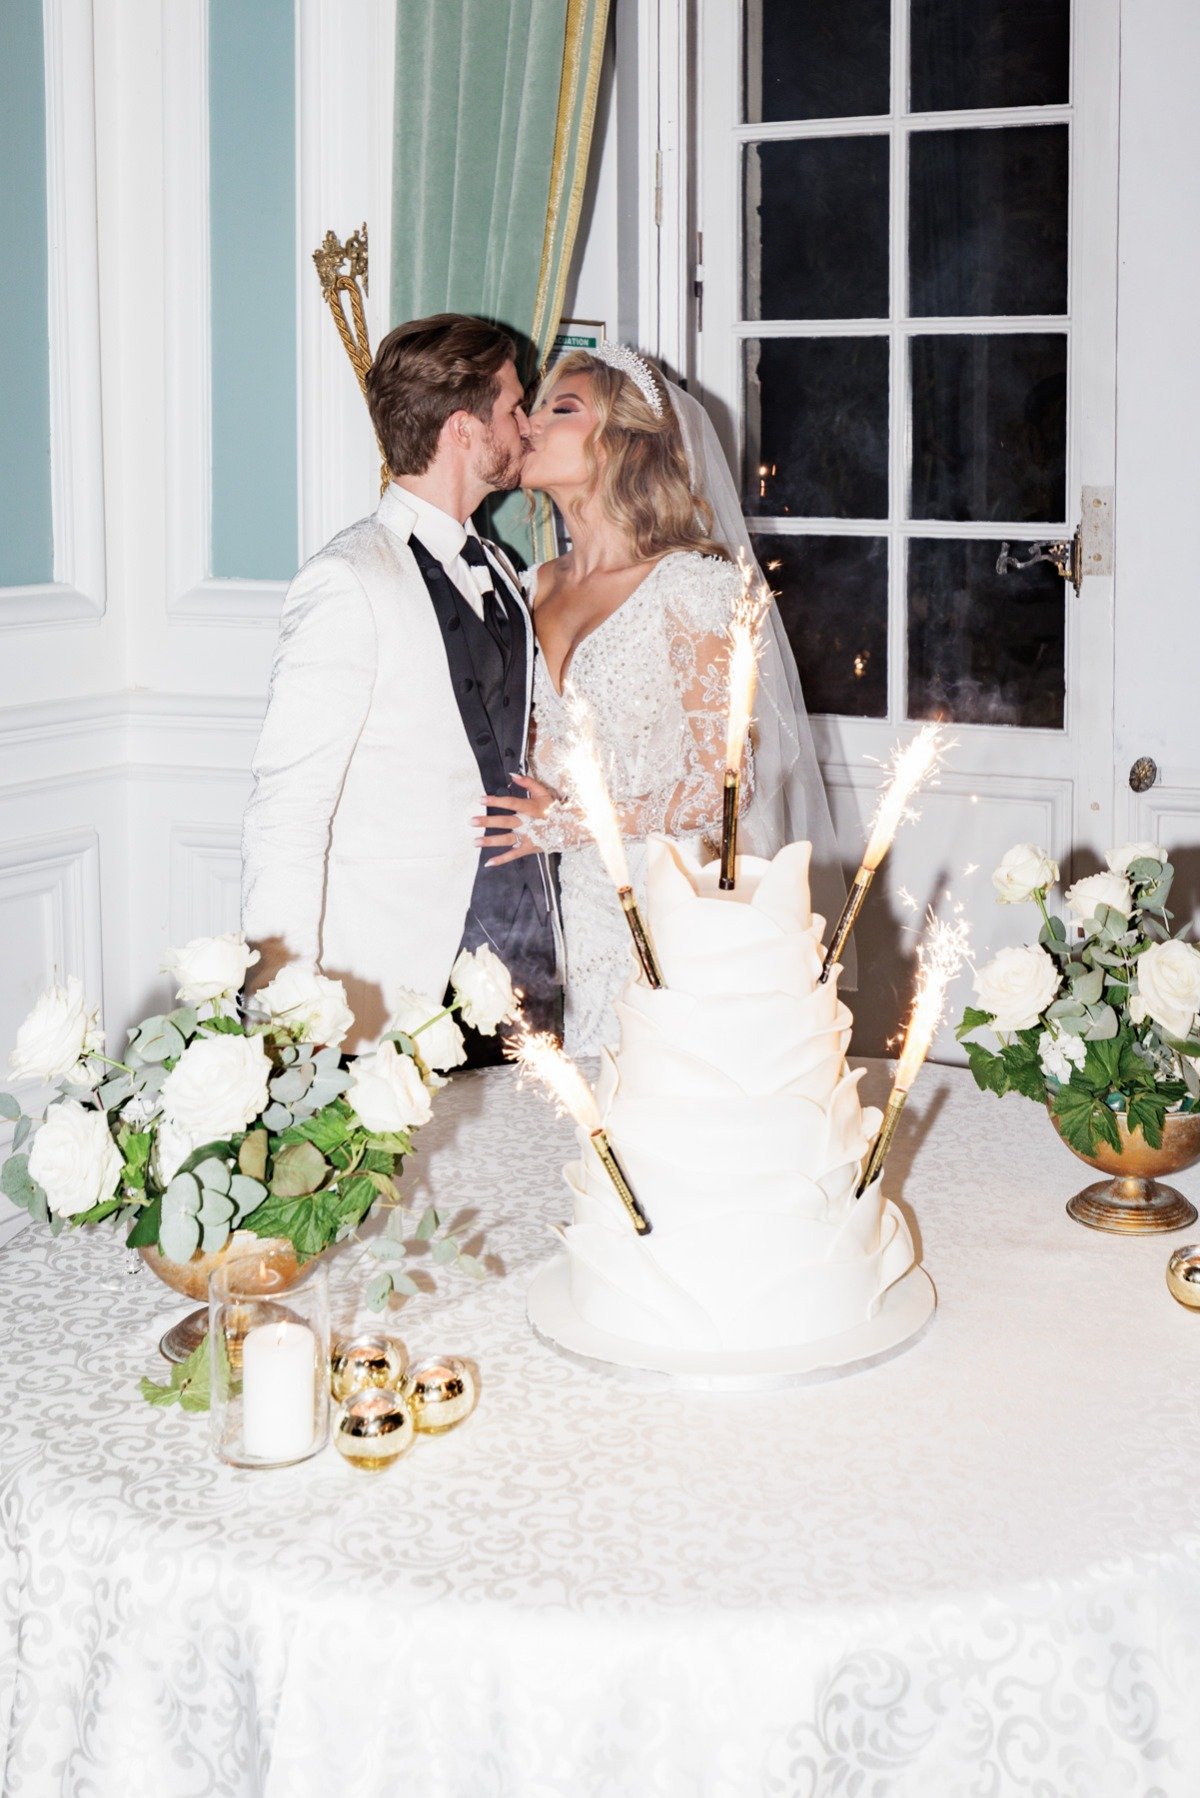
<box><xmin>0</xmin><ymin>0</ymin><xmax>106</xmax><ymax>631</ymax></box>
<box><xmin>162</xmin><ymin>0</ymin><xmax>288</xmax><ymax>626</ymax></box>
<box><xmin>635</xmin><ymin>0</ymin><xmax>690</xmax><ymax>376</ymax></box>
<box><xmin>0</xmin><ymin>690</ymin><xmax>264</xmax><ymax>793</ymax></box>
<box><xmin>0</xmin><ymin>826</ymin><xmax>103</xmax><ymax>1016</ymax></box>
<box><xmin>169</xmin><ymin>821</ymin><xmax>243</xmax><ymax>942</ymax></box>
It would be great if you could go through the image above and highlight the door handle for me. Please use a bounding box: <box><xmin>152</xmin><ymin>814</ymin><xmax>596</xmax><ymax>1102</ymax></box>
<box><xmin>1129</xmin><ymin>757</ymin><xmax>1158</xmax><ymax>793</ymax></box>
<box><xmin>996</xmin><ymin>527</ymin><xmax>1082</xmax><ymax>596</ymax></box>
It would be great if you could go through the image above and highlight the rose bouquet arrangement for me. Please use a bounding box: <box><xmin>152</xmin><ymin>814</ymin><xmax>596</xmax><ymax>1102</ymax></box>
<box><xmin>958</xmin><ymin>841</ymin><xmax>1200</xmax><ymax>1154</ymax></box>
<box><xmin>1</xmin><ymin>934</ymin><xmax>518</xmax><ymax>1308</ymax></box>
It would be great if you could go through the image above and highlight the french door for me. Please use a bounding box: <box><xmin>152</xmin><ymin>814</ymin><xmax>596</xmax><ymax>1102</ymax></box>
<box><xmin>693</xmin><ymin>0</ymin><xmax>1119</xmax><ymax>1055</ymax></box>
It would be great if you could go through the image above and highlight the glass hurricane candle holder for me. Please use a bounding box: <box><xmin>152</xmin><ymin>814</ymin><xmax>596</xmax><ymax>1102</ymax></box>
<box><xmin>208</xmin><ymin>1252</ymin><xmax>330</xmax><ymax>1469</ymax></box>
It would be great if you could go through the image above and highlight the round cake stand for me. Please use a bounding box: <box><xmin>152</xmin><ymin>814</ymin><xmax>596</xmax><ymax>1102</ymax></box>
<box><xmin>526</xmin><ymin>1258</ymin><xmax>936</xmax><ymax>1391</ymax></box>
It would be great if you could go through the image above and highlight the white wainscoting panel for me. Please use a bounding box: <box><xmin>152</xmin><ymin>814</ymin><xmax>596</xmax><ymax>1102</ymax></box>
<box><xmin>169</xmin><ymin>822</ymin><xmax>243</xmax><ymax>944</ymax></box>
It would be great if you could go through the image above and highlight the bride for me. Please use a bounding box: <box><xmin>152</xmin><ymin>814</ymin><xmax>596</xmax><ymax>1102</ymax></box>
<box><xmin>476</xmin><ymin>344</ymin><xmax>845</xmax><ymax>1055</ymax></box>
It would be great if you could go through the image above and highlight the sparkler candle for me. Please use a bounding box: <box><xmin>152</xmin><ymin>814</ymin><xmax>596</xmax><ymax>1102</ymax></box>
<box><xmin>719</xmin><ymin>564</ymin><xmax>770</xmax><ymax>891</ymax></box>
<box><xmin>855</xmin><ymin>912</ymin><xmax>970</xmax><ymax>1197</ymax></box>
<box><xmin>508</xmin><ymin>1028</ymin><xmax>652</xmax><ymax>1235</ymax></box>
<box><xmin>563</xmin><ymin>723</ymin><xmax>665</xmax><ymax>989</ymax></box>
<box><xmin>819</xmin><ymin>722</ymin><xmax>947</xmax><ymax>983</ymax></box>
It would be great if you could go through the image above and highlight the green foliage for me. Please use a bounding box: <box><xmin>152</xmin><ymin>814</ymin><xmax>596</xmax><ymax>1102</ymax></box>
<box><xmin>0</xmin><ymin>1092</ymin><xmax>22</xmax><ymax>1121</ymax></box>
<box><xmin>140</xmin><ymin>1334</ymin><xmax>211</xmax><ymax>1412</ymax></box>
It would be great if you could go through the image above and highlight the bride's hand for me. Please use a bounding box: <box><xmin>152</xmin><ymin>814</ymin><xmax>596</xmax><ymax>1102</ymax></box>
<box><xmin>472</xmin><ymin>774</ymin><xmax>555</xmax><ymax>866</ymax></box>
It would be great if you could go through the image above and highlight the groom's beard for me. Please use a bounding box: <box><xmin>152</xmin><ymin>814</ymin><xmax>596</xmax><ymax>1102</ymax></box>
<box><xmin>476</xmin><ymin>426</ymin><xmax>525</xmax><ymax>493</ymax></box>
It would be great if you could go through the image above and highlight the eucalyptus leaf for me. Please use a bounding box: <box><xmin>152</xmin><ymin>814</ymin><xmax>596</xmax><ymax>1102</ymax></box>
<box><xmin>159</xmin><ymin>1208</ymin><xmax>201</xmax><ymax>1264</ymax></box>
<box><xmin>97</xmin><ymin>1075</ymin><xmax>134</xmax><ymax>1111</ymax></box>
<box><xmin>311</xmin><ymin>1046</ymin><xmax>343</xmax><ymax>1072</ymax></box>
<box><xmin>457</xmin><ymin>1253</ymin><xmax>487</xmax><ymax>1279</ymax></box>
<box><xmin>197</xmin><ymin>1186</ymin><xmax>235</xmax><ymax>1227</ymax></box>
<box><xmin>1070</xmin><ymin>967</ymin><xmax>1105</xmax><ymax>1006</ymax></box>
<box><xmin>1083</xmin><ymin>1004</ymin><xmax>1119</xmax><ymax>1041</ymax></box>
<box><xmin>139</xmin><ymin>1064</ymin><xmax>169</xmax><ymax>1097</ymax></box>
<box><xmin>0</xmin><ymin>1093</ymin><xmax>21</xmax><ymax>1122</ymax></box>
<box><xmin>391</xmin><ymin>1271</ymin><xmax>420</xmax><ymax>1298</ymax></box>
<box><xmin>277</xmin><ymin>1044</ymin><xmax>299</xmax><ymax>1066</ymax></box>
<box><xmin>431</xmin><ymin>1237</ymin><xmax>459</xmax><ymax>1266</ymax></box>
<box><xmin>384</xmin><ymin>1206</ymin><xmax>409</xmax><ymax>1241</ymax></box>
<box><xmin>12</xmin><ymin>1115</ymin><xmax>32</xmax><ymax>1151</ymax></box>
<box><xmin>168</xmin><ymin>1006</ymin><xmax>199</xmax><ymax>1038</ymax></box>
<box><xmin>200</xmin><ymin>1217</ymin><xmax>232</xmax><ymax>1255</ymax></box>
<box><xmin>270</xmin><ymin>1064</ymin><xmax>316</xmax><ymax>1104</ymax></box>
<box><xmin>238</xmin><ymin>1129</ymin><xmax>269</xmax><ymax>1181</ymax></box>
<box><xmin>163</xmin><ymin>1172</ymin><xmax>201</xmax><ymax>1218</ymax></box>
<box><xmin>194</xmin><ymin>1156</ymin><xmax>231</xmax><ymax>1195</ymax></box>
<box><xmin>1</xmin><ymin>1153</ymin><xmax>48</xmax><ymax>1218</ymax></box>
<box><xmin>136</xmin><ymin>1020</ymin><xmax>186</xmax><ymax>1065</ymax></box>
<box><xmin>1184</xmin><ymin>1060</ymin><xmax>1200</xmax><ymax>1100</ymax></box>
<box><xmin>229</xmin><ymin>1173</ymin><xmax>266</xmax><ymax>1218</ymax></box>
<box><xmin>365</xmin><ymin>1270</ymin><xmax>394</xmax><ymax>1311</ymax></box>
<box><xmin>268</xmin><ymin>1141</ymin><xmax>328</xmax><ymax>1198</ymax></box>
<box><xmin>367</xmin><ymin>1238</ymin><xmax>410</xmax><ymax>1264</ymax></box>
<box><xmin>261</xmin><ymin>1102</ymin><xmax>294</xmax><ymax>1131</ymax></box>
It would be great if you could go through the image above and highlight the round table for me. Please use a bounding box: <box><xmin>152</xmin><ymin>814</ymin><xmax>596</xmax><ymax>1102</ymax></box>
<box><xmin>3</xmin><ymin>1062</ymin><xmax>1200</xmax><ymax>1797</ymax></box>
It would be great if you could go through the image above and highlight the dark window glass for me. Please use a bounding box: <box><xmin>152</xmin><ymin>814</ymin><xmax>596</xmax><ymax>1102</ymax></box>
<box><xmin>745</xmin><ymin>137</ymin><xmax>890</xmax><ymax>320</ymax></box>
<box><xmin>909</xmin><ymin>126</ymin><xmax>1068</xmax><ymax>317</ymax></box>
<box><xmin>907</xmin><ymin>538</ymin><xmax>1065</xmax><ymax>727</ymax></box>
<box><xmin>910</xmin><ymin>333</ymin><xmax>1066</xmax><ymax>521</ymax></box>
<box><xmin>745</xmin><ymin>0</ymin><xmax>890</xmax><ymax>123</ymax></box>
<box><xmin>745</xmin><ymin>338</ymin><xmax>890</xmax><ymax>518</ymax></box>
<box><xmin>755</xmin><ymin>533</ymin><xmax>888</xmax><ymax>716</ymax></box>
<box><xmin>910</xmin><ymin>0</ymin><xmax>1070</xmax><ymax>113</ymax></box>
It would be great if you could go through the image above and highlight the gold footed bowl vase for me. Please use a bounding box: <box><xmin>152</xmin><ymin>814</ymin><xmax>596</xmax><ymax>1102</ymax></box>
<box><xmin>140</xmin><ymin>1232</ymin><xmax>303</xmax><ymax>1361</ymax></box>
<box><xmin>1050</xmin><ymin>1106</ymin><xmax>1200</xmax><ymax>1234</ymax></box>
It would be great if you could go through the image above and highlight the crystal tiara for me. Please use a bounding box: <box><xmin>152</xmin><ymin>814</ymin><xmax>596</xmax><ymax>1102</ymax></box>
<box><xmin>589</xmin><ymin>341</ymin><xmax>665</xmax><ymax>418</ymax></box>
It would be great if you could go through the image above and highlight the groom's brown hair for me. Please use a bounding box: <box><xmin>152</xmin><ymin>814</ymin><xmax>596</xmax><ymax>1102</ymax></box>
<box><xmin>367</xmin><ymin>314</ymin><xmax>517</xmax><ymax>477</ymax></box>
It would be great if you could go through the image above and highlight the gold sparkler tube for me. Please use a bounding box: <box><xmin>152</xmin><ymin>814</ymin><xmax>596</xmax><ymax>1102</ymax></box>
<box><xmin>618</xmin><ymin>886</ymin><xmax>665</xmax><ymax>988</ymax></box>
<box><xmin>855</xmin><ymin>1088</ymin><xmax>909</xmax><ymax>1199</ymax></box>
<box><xmin>590</xmin><ymin>1128</ymin><xmax>652</xmax><ymax>1234</ymax></box>
<box><xmin>718</xmin><ymin>767</ymin><xmax>739</xmax><ymax>891</ymax></box>
<box><xmin>819</xmin><ymin>865</ymin><xmax>874</xmax><ymax>984</ymax></box>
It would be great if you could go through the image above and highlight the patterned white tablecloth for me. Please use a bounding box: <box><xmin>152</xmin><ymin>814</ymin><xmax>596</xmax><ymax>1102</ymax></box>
<box><xmin>3</xmin><ymin>1060</ymin><xmax>1200</xmax><ymax>1797</ymax></box>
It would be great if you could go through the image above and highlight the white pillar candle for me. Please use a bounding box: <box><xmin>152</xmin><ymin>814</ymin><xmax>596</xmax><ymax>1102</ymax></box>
<box><xmin>241</xmin><ymin>1318</ymin><xmax>318</xmax><ymax>1462</ymax></box>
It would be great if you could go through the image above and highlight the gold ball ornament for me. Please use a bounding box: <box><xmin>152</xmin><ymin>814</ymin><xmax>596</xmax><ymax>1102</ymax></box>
<box><xmin>405</xmin><ymin>1356</ymin><xmax>476</xmax><ymax>1434</ymax></box>
<box><xmin>333</xmin><ymin>1388</ymin><xmax>415</xmax><ymax>1470</ymax></box>
<box><xmin>1166</xmin><ymin>1244</ymin><xmax>1200</xmax><ymax>1310</ymax></box>
<box><xmin>329</xmin><ymin>1332</ymin><xmax>408</xmax><ymax>1403</ymax></box>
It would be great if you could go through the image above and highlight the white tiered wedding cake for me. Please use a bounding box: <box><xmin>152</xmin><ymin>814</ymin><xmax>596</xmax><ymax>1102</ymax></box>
<box><xmin>555</xmin><ymin>837</ymin><xmax>916</xmax><ymax>1356</ymax></box>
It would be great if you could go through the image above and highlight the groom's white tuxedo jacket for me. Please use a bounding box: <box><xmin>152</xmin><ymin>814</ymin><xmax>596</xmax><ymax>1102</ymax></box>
<box><xmin>241</xmin><ymin>483</ymin><xmax>535</xmax><ymax>1049</ymax></box>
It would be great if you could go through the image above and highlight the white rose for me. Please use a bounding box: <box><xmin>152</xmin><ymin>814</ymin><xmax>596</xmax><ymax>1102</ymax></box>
<box><xmin>160</xmin><ymin>1033</ymin><xmax>271</xmax><ymax>1144</ymax></box>
<box><xmin>1106</xmin><ymin>841</ymin><xmax>1166</xmax><ymax>875</ymax></box>
<box><xmin>973</xmin><ymin>945</ymin><xmax>1062</xmax><ymax>1033</ymax></box>
<box><xmin>1038</xmin><ymin>1027</ymin><xmax>1087</xmax><ymax>1084</ymax></box>
<box><xmin>28</xmin><ymin>1099</ymin><xmax>122</xmax><ymax>1218</ymax></box>
<box><xmin>451</xmin><ymin>946</ymin><xmax>517</xmax><ymax>1036</ymax></box>
<box><xmin>9</xmin><ymin>977</ymin><xmax>104</xmax><ymax>1085</ymax></box>
<box><xmin>152</xmin><ymin>1116</ymin><xmax>198</xmax><ymax>1186</ymax></box>
<box><xmin>161</xmin><ymin>933</ymin><xmax>259</xmax><ymax>1006</ymax></box>
<box><xmin>388</xmin><ymin>990</ymin><xmax>466</xmax><ymax>1083</ymax></box>
<box><xmin>252</xmin><ymin>965</ymin><xmax>354</xmax><ymax>1047</ymax></box>
<box><xmin>1064</xmin><ymin>871</ymin><xmax>1133</xmax><ymax>924</ymax></box>
<box><xmin>1129</xmin><ymin>939</ymin><xmax>1200</xmax><ymax>1042</ymax></box>
<box><xmin>346</xmin><ymin>1041</ymin><xmax>432</xmax><ymax>1134</ymax></box>
<box><xmin>992</xmin><ymin>843</ymin><xmax>1059</xmax><ymax>905</ymax></box>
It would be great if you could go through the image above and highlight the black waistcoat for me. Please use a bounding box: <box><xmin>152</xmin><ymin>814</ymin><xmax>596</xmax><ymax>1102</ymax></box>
<box><xmin>409</xmin><ymin>534</ymin><xmax>559</xmax><ymax>1033</ymax></box>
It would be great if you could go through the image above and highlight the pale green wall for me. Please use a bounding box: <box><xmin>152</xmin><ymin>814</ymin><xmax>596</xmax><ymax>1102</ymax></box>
<box><xmin>0</xmin><ymin>0</ymin><xmax>53</xmax><ymax>589</ymax></box>
<box><xmin>209</xmin><ymin>0</ymin><xmax>298</xmax><ymax>581</ymax></box>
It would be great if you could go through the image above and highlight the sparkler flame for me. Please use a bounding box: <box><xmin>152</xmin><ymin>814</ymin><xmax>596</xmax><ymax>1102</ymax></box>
<box><xmin>894</xmin><ymin>911</ymin><xmax>972</xmax><ymax>1093</ymax></box>
<box><xmin>508</xmin><ymin>1026</ymin><xmax>601</xmax><ymax>1133</ymax></box>
<box><xmin>862</xmin><ymin>723</ymin><xmax>948</xmax><ymax>871</ymax></box>
<box><xmin>562</xmin><ymin>690</ymin><xmax>631</xmax><ymax>893</ymax></box>
<box><xmin>725</xmin><ymin>556</ymin><xmax>771</xmax><ymax>770</ymax></box>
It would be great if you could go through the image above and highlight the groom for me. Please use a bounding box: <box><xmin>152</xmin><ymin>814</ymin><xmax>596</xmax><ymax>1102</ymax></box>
<box><xmin>241</xmin><ymin>313</ymin><xmax>560</xmax><ymax>1054</ymax></box>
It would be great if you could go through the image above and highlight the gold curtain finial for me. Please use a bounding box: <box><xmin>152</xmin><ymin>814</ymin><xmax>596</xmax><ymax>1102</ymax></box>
<box><xmin>312</xmin><ymin>223</ymin><xmax>390</xmax><ymax>493</ymax></box>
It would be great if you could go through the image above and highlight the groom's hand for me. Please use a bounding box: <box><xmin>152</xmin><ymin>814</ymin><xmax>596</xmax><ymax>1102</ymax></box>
<box><xmin>473</xmin><ymin>774</ymin><xmax>555</xmax><ymax>866</ymax></box>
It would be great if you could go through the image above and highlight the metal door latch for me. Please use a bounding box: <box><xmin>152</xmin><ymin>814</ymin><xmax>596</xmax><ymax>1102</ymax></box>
<box><xmin>996</xmin><ymin>527</ymin><xmax>1082</xmax><ymax>595</ymax></box>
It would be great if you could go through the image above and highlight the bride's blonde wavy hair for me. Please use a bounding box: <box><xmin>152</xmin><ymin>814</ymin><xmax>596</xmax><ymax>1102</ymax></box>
<box><xmin>535</xmin><ymin>351</ymin><xmax>731</xmax><ymax>563</ymax></box>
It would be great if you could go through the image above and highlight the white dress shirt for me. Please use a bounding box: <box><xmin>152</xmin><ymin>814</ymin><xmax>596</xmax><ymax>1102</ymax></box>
<box><xmin>392</xmin><ymin>484</ymin><xmax>495</xmax><ymax>620</ymax></box>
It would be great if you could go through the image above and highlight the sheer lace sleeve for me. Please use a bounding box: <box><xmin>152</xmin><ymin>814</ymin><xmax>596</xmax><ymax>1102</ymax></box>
<box><xmin>527</xmin><ymin>559</ymin><xmax>754</xmax><ymax>852</ymax></box>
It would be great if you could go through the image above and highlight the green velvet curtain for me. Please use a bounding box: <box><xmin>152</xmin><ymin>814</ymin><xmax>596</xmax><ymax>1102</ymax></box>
<box><xmin>390</xmin><ymin>0</ymin><xmax>610</xmax><ymax>564</ymax></box>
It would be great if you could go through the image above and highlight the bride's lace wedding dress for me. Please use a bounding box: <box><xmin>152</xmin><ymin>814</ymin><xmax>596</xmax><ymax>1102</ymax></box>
<box><xmin>527</xmin><ymin>549</ymin><xmax>747</xmax><ymax>1055</ymax></box>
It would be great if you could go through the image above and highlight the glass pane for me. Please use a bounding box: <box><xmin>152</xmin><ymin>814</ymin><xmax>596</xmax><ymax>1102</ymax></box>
<box><xmin>745</xmin><ymin>338</ymin><xmax>890</xmax><ymax>518</ymax></box>
<box><xmin>745</xmin><ymin>138</ymin><xmax>889</xmax><ymax>320</ymax></box>
<box><xmin>907</xmin><ymin>538</ymin><xmax>1065</xmax><ymax>727</ymax></box>
<box><xmin>910</xmin><ymin>333</ymin><xmax>1066</xmax><ymax>522</ymax></box>
<box><xmin>910</xmin><ymin>0</ymin><xmax>1070</xmax><ymax>113</ymax></box>
<box><xmin>909</xmin><ymin>126</ymin><xmax>1069</xmax><ymax>317</ymax></box>
<box><xmin>755</xmin><ymin>533</ymin><xmax>888</xmax><ymax>716</ymax></box>
<box><xmin>744</xmin><ymin>0</ymin><xmax>890</xmax><ymax>123</ymax></box>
